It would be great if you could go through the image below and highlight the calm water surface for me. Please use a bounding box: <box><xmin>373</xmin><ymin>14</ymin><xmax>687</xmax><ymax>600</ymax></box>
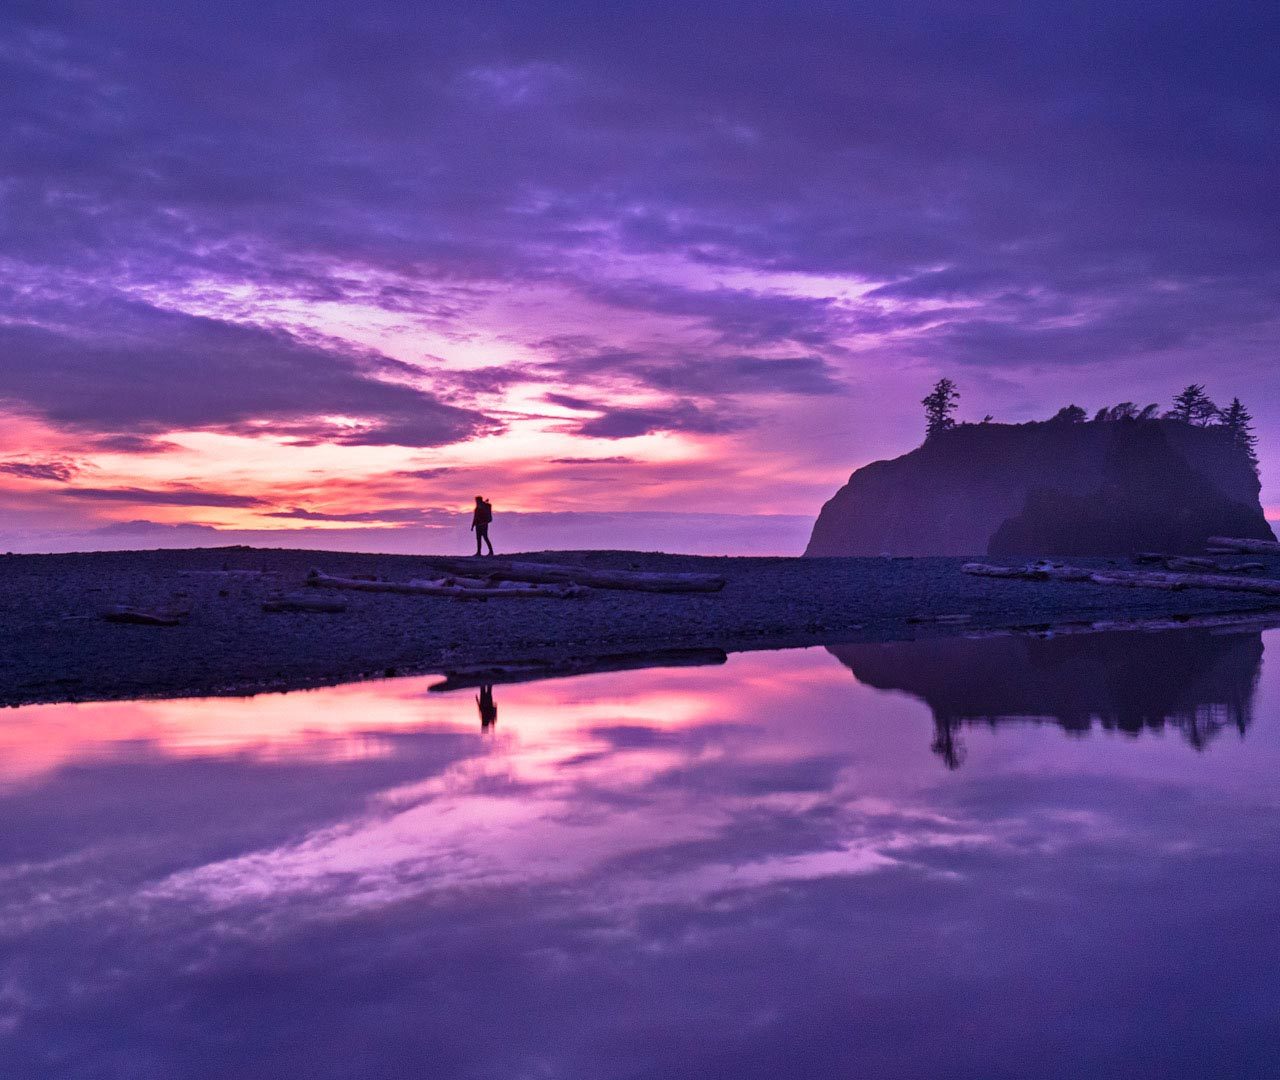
<box><xmin>2</xmin><ymin>627</ymin><xmax>1279</xmax><ymax>1078</ymax></box>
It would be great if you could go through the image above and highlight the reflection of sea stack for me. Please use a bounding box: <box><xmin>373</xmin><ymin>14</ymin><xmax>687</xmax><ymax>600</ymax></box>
<box><xmin>829</xmin><ymin>629</ymin><xmax>1262</xmax><ymax>767</ymax></box>
<box><xmin>805</xmin><ymin>418</ymin><xmax>1273</xmax><ymax>556</ymax></box>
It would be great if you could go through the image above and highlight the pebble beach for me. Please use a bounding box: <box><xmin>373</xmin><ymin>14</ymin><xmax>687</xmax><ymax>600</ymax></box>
<box><xmin>5</xmin><ymin>546</ymin><xmax>1280</xmax><ymax>707</ymax></box>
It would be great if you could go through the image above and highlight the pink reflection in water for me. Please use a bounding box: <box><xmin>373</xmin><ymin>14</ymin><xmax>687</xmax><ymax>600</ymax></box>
<box><xmin>3</xmin><ymin>633</ymin><xmax>1280</xmax><ymax>1078</ymax></box>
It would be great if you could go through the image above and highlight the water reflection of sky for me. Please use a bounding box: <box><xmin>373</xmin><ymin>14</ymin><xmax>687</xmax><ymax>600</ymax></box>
<box><xmin>3</xmin><ymin>629</ymin><xmax>1279</xmax><ymax>1078</ymax></box>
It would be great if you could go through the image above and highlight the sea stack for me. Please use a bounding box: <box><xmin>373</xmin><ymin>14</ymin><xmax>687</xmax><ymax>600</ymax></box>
<box><xmin>805</xmin><ymin>418</ymin><xmax>1275</xmax><ymax>557</ymax></box>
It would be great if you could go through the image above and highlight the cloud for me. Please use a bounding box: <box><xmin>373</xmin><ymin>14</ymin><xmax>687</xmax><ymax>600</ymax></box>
<box><xmin>0</xmin><ymin>294</ymin><xmax>497</xmax><ymax>448</ymax></box>
<box><xmin>395</xmin><ymin>468</ymin><xmax>454</xmax><ymax>481</ymax></box>
<box><xmin>7</xmin><ymin>0</ymin><xmax>1275</xmax><ymax>377</ymax></box>
<box><xmin>530</xmin><ymin>340</ymin><xmax>844</xmax><ymax>440</ymax></box>
<box><xmin>265</xmin><ymin>506</ymin><xmax>453</xmax><ymax>525</ymax></box>
<box><xmin>547</xmin><ymin>456</ymin><xmax>638</xmax><ymax>465</ymax></box>
<box><xmin>536</xmin><ymin>340</ymin><xmax>846</xmax><ymax>399</ymax></box>
<box><xmin>88</xmin><ymin>519</ymin><xmax>221</xmax><ymax>536</ymax></box>
<box><xmin>3</xmin><ymin>0</ymin><xmax>1280</xmax><ymax>531</ymax></box>
<box><xmin>63</xmin><ymin>486</ymin><xmax>267</xmax><ymax>508</ymax></box>
<box><xmin>577</xmin><ymin>280</ymin><xmax>848</xmax><ymax>350</ymax></box>
<box><xmin>0</xmin><ymin>459</ymin><xmax>79</xmax><ymax>482</ymax></box>
<box><xmin>85</xmin><ymin>434</ymin><xmax>179</xmax><ymax>454</ymax></box>
<box><xmin>571</xmin><ymin>402</ymin><xmax>746</xmax><ymax>440</ymax></box>
<box><xmin>543</xmin><ymin>392</ymin><xmax>599</xmax><ymax>411</ymax></box>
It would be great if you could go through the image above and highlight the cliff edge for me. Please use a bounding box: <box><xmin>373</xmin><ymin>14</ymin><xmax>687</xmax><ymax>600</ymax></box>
<box><xmin>804</xmin><ymin>419</ymin><xmax>1274</xmax><ymax>557</ymax></box>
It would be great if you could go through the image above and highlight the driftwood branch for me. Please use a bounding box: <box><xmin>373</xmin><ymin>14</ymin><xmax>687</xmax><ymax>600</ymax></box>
<box><xmin>307</xmin><ymin>569</ymin><xmax>587</xmax><ymax>599</ymax></box>
<box><xmin>1206</xmin><ymin>536</ymin><xmax>1280</xmax><ymax>555</ymax></box>
<box><xmin>1132</xmin><ymin>553</ymin><xmax>1265</xmax><ymax>574</ymax></box>
<box><xmin>965</xmin><ymin>610</ymin><xmax>1280</xmax><ymax>640</ymax></box>
<box><xmin>100</xmin><ymin>605</ymin><xmax>187</xmax><ymax>626</ymax></box>
<box><xmin>428</xmin><ymin>647</ymin><xmax>728</xmax><ymax>691</ymax></box>
<box><xmin>417</xmin><ymin>557</ymin><xmax>727</xmax><ymax>594</ymax></box>
<box><xmin>963</xmin><ymin>560</ymin><xmax>1280</xmax><ymax>598</ymax></box>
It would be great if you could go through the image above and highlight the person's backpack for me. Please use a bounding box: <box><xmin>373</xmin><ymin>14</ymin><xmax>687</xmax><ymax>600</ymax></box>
<box><xmin>480</xmin><ymin>500</ymin><xmax>493</xmax><ymax>524</ymax></box>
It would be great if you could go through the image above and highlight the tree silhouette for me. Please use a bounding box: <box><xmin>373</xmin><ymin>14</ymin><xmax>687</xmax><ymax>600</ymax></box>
<box><xmin>1136</xmin><ymin>403</ymin><xmax>1160</xmax><ymax>420</ymax></box>
<box><xmin>1049</xmin><ymin>404</ymin><xmax>1087</xmax><ymax>423</ymax></box>
<box><xmin>921</xmin><ymin>378</ymin><xmax>959</xmax><ymax>439</ymax></box>
<box><xmin>1109</xmin><ymin>402</ymin><xmax>1139</xmax><ymax>420</ymax></box>
<box><xmin>1219</xmin><ymin>397</ymin><xmax>1259</xmax><ymax>474</ymax></box>
<box><xmin>930</xmin><ymin>718</ymin><xmax>965</xmax><ymax>770</ymax></box>
<box><xmin>1169</xmin><ymin>384</ymin><xmax>1219</xmax><ymax>426</ymax></box>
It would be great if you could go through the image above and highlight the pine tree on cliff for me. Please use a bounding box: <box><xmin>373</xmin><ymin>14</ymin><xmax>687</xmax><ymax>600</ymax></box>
<box><xmin>922</xmin><ymin>378</ymin><xmax>959</xmax><ymax>439</ymax></box>
<box><xmin>1219</xmin><ymin>397</ymin><xmax>1260</xmax><ymax>474</ymax></box>
<box><xmin>1168</xmin><ymin>384</ymin><xmax>1220</xmax><ymax>426</ymax></box>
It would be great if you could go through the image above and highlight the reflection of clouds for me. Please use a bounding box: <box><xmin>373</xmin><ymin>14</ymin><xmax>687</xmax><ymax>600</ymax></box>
<box><xmin>0</xmin><ymin>683</ymin><xmax>469</xmax><ymax>785</ymax></box>
<box><xmin>0</xmin><ymin>675</ymin><xmax>726</xmax><ymax>787</ymax></box>
<box><xmin>4</xmin><ymin>641</ymin><xmax>1280</xmax><ymax>1077</ymax></box>
<box><xmin>2</xmin><ymin>642</ymin><xmax>1263</xmax><ymax>936</ymax></box>
<box><xmin>148</xmin><ymin>740</ymin><xmax>999</xmax><ymax>922</ymax></box>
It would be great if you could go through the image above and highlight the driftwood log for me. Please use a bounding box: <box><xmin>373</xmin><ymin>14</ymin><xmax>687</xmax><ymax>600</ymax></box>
<box><xmin>963</xmin><ymin>560</ymin><xmax>1280</xmax><ymax>598</ymax></box>
<box><xmin>100</xmin><ymin>605</ymin><xmax>187</xmax><ymax>626</ymax></box>
<box><xmin>416</xmin><ymin>557</ymin><xmax>727</xmax><ymax>594</ymax></box>
<box><xmin>428</xmin><ymin>647</ymin><xmax>728</xmax><ymax>692</ymax></box>
<box><xmin>1206</xmin><ymin>536</ymin><xmax>1280</xmax><ymax>555</ymax></box>
<box><xmin>964</xmin><ymin>610</ymin><xmax>1280</xmax><ymax>640</ymax></box>
<box><xmin>307</xmin><ymin>569</ymin><xmax>587</xmax><ymax>599</ymax></box>
<box><xmin>1132</xmin><ymin>553</ymin><xmax>1265</xmax><ymax>573</ymax></box>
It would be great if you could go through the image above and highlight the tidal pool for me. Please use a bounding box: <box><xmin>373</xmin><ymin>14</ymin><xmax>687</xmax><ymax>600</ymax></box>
<box><xmin>2</xmin><ymin>626</ymin><xmax>1279</xmax><ymax>1078</ymax></box>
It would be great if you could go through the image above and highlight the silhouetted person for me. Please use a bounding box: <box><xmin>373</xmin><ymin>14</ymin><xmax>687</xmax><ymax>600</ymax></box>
<box><xmin>471</xmin><ymin>495</ymin><xmax>494</xmax><ymax>556</ymax></box>
<box><xmin>477</xmin><ymin>685</ymin><xmax>497</xmax><ymax>731</ymax></box>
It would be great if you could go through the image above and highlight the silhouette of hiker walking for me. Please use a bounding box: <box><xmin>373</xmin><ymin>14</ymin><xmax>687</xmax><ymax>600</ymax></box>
<box><xmin>477</xmin><ymin>684</ymin><xmax>497</xmax><ymax>732</ymax></box>
<box><xmin>471</xmin><ymin>495</ymin><xmax>494</xmax><ymax>556</ymax></box>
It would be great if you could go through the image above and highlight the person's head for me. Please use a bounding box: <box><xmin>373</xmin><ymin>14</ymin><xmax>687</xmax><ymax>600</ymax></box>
<box><xmin>475</xmin><ymin>495</ymin><xmax>484</xmax><ymax>503</ymax></box>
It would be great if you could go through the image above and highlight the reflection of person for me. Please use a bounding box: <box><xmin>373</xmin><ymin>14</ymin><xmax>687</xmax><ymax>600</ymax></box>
<box><xmin>477</xmin><ymin>685</ymin><xmax>497</xmax><ymax>731</ymax></box>
<box><xmin>471</xmin><ymin>496</ymin><xmax>494</xmax><ymax>556</ymax></box>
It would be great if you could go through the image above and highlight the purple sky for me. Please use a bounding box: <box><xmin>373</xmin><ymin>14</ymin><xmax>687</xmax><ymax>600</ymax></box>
<box><xmin>2</xmin><ymin>2</ymin><xmax>1278</xmax><ymax>552</ymax></box>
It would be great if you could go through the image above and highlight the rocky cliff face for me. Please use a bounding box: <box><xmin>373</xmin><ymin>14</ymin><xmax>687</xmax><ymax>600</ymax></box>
<box><xmin>804</xmin><ymin>419</ymin><xmax>1274</xmax><ymax>557</ymax></box>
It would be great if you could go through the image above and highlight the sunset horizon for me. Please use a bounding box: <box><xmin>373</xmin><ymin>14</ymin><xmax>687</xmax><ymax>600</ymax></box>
<box><xmin>5</xmin><ymin>4</ymin><xmax>1279</xmax><ymax>555</ymax></box>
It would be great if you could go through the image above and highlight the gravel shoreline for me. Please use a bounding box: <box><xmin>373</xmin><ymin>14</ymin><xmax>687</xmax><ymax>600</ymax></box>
<box><xmin>4</xmin><ymin>546</ymin><xmax>1280</xmax><ymax>707</ymax></box>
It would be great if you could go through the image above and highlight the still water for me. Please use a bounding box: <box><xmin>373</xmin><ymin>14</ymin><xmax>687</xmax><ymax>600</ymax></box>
<box><xmin>2</xmin><ymin>627</ymin><xmax>1279</xmax><ymax>1078</ymax></box>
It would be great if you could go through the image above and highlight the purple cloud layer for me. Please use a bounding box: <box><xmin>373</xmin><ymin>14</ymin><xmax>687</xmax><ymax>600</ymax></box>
<box><xmin>0</xmin><ymin>293</ymin><xmax>492</xmax><ymax>448</ymax></box>
<box><xmin>1</xmin><ymin>1</ymin><xmax>1278</xmax><ymax>532</ymax></box>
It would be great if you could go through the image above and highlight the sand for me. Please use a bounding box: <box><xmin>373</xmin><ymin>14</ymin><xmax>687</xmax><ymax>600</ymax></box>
<box><xmin>4</xmin><ymin>546</ymin><xmax>1279</xmax><ymax>707</ymax></box>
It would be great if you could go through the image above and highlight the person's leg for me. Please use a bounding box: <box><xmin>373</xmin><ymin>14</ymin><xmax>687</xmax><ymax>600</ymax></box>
<box><xmin>485</xmin><ymin>531</ymin><xmax>494</xmax><ymax>555</ymax></box>
<box><xmin>474</xmin><ymin>527</ymin><xmax>482</xmax><ymax>556</ymax></box>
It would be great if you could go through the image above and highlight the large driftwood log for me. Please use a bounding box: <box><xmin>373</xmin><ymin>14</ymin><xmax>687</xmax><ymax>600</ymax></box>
<box><xmin>1165</xmin><ymin>557</ymin><xmax>1266</xmax><ymax>574</ymax></box>
<box><xmin>428</xmin><ymin>647</ymin><xmax>728</xmax><ymax>691</ymax></box>
<box><xmin>417</xmin><ymin>557</ymin><xmax>727</xmax><ymax>593</ymax></box>
<box><xmin>307</xmin><ymin>569</ymin><xmax>587</xmax><ymax>599</ymax></box>
<box><xmin>963</xmin><ymin>560</ymin><xmax>1280</xmax><ymax>598</ymax></box>
<box><xmin>101</xmin><ymin>605</ymin><xmax>187</xmax><ymax>626</ymax></box>
<box><xmin>1206</xmin><ymin>536</ymin><xmax>1280</xmax><ymax>555</ymax></box>
<box><xmin>1133</xmin><ymin>553</ymin><xmax>1266</xmax><ymax>573</ymax></box>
